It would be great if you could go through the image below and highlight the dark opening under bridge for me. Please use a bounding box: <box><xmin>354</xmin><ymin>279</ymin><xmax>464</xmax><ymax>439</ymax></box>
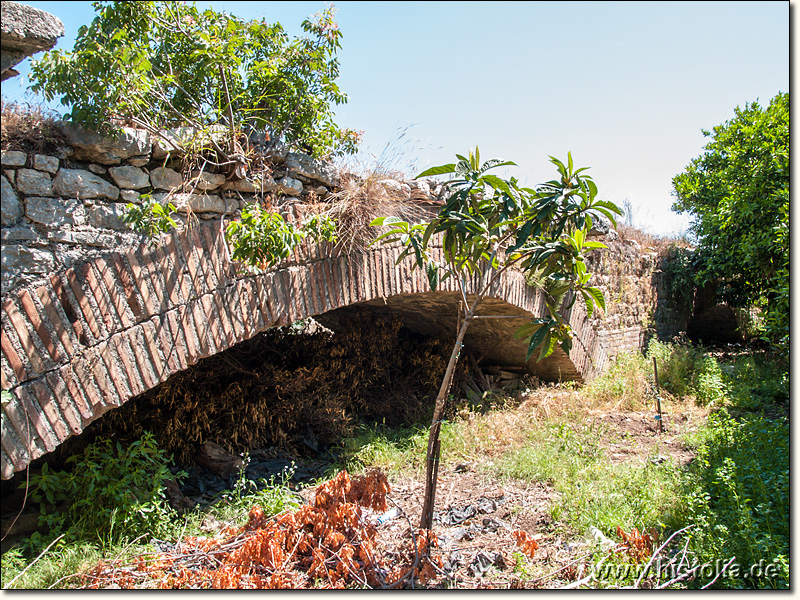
<box><xmin>0</xmin><ymin>222</ymin><xmax>611</xmax><ymax>479</ymax></box>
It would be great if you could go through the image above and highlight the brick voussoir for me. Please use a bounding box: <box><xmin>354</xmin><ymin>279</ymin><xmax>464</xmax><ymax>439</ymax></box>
<box><xmin>35</xmin><ymin>283</ymin><xmax>76</xmax><ymax>359</ymax></box>
<box><xmin>124</xmin><ymin>325</ymin><xmax>157</xmax><ymax>391</ymax></box>
<box><xmin>189</xmin><ymin>299</ymin><xmax>212</xmax><ymax>359</ymax></box>
<box><xmin>110</xmin><ymin>333</ymin><xmax>146</xmax><ymax>399</ymax></box>
<box><xmin>140</xmin><ymin>319</ymin><xmax>168</xmax><ymax>384</ymax></box>
<box><xmin>192</xmin><ymin>226</ymin><xmax>218</xmax><ymax>292</ymax></box>
<box><xmin>79</xmin><ymin>261</ymin><xmax>120</xmax><ymax>335</ymax></box>
<box><xmin>1</xmin><ymin>449</ymin><xmax>14</xmax><ymax>481</ymax></box>
<box><xmin>97</xmin><ymin>340</ymin><xmax>131</xmax><ymax>405</ymax></box>
<box><xmin>162</xmin><ymin>309</ymin><xmax>190</xmax><ymax>372</ymax></box>
<box><xmin>18</xmin><ymin>289</ymin><xmax>64</xmax><ymax>364</ymax></box>
<box><xmin>199</xmin><ymin>294</ymin><xmax>223</xmax><ymax>355</ymax></box>
<box><xmin>151</xmin><ymin>314</ymin><xmax>183</xmax><ymax>376</ymax></box>
<box><xmin>1</xmin><ymin>328</ymin><xmax>28</xmax><ymax>383</ymax></box>
<box><xmin>93</xmin><ymin>255</ymin><xmax>133</xmax><ymax>329</ymax></box>
<box><xmin>2</xmin><ymin>397</ymin><xmax>39</xmax><ymax>462</ymax></box>
<box><xmin>211</xmin><ymin>289</ymin><xmax>236</xmax><ymax>347</ymax></box>
<box><xmin>225</xmin><ymin>285</ymin><xmax>245</xmax><ymax>341</ymax></box>
<box><xmin>58</xmin><ymin>363</ymin><xmax>93</xmax><ymax>421</ymax></box>
<box><xmin>44</xmin><ymin>372</ymin><xmax>83</xmax><ymax>437</ymax></box>
<box><xmin>156</xmin><ymin>244</ymin><xmax>183</xmax><ymax>307</ymax></box>
<box><xmin>202</xmin><ymin>225</ymin><xmax>226</xmax><ymax>288</ymax></box>
<box><xmin>110</xmin><ymin>254</ymin><xmax>144</xmax><ymax>321</ymax></box>
<box><xmin>87</xmin><ymin>345</ymin><xmax>123</xmax><ymax>411</ymax></box>
<box><xmin>15</xmin><ymin>386</ymin><xmax>58</xmax><ymax>453</ymax></box>
<box><xmin>3</xmin><ymin>298</ymin><xmax>48</xmax><ymax>376</ymax></box>
<box><xmin>125</xmin><ymin>249</ymin><xmax>158</xmax><ymax>319</ymax></box>
<box><xmin>178</xmin><ymin>228</ymin><xmax>206</xmax><ymax>297</ymax></box>
<box><xmin>137</xmin><ymin>245</ymin><xmax>168</xmax><ymax>315</ymax></box>
<box><xmin>64</xmin><ymin>267</ymin><xmax>103</xmax><ymax>340</ymax></box>
<box><xmin>166</xmin><ymin>231</ymin><xmax>194</xmax><ymax>302</ymax></box>
<box><xmin>178</xmin><ymin>304</ymin><xmax>201</xmax><ymax>366</ymax></box>
<box><xmin>70</xmin><ymin>352</ymin><xmax>107</xmax><ymax>414</ymax></box>
<box><xmin>254</xmin><ymin>276</ymin><xmax>274</xmax><ymax>326</ymax></box>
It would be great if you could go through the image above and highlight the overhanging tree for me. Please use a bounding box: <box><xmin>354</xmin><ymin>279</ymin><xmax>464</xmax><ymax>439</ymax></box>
<box><xmin>671</xmin><ymin>92</ymin><xmax>789</xmax><ymax>352</ymax></box>
<box><xmin>370</xmin><ymin>148</ymin><xmax>621</xmax><ymax>530</ymax></box>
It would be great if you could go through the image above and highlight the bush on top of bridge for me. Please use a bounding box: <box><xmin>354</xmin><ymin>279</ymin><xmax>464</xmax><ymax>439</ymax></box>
<box><xmin>30</xmin><ymin>1</ymin><xmax>361</xmax><ymax>164</ymax></box>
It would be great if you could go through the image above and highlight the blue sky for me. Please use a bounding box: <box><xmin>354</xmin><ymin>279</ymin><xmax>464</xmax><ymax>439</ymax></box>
<box><xmin>1</xmin><ymin>1</ymin><xmax>789</xmax><ymax>237</ymax></box>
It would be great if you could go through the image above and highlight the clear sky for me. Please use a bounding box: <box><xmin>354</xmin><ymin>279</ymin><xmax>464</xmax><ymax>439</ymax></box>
<box><xmin>1</xmin><ymin>1</ymin><xmax>789</xmax><ymax>237</ymax></box>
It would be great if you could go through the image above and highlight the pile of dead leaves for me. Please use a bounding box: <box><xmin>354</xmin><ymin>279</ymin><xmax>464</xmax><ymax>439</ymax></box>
<box><xmin>81</xmin><ymin>470</ymin><xmax>442</xmax><ymax>589</ymax></box>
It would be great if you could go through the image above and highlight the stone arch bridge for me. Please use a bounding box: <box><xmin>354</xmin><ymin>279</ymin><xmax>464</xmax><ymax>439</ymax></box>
<box><xmin>0</xmin><ymin>223</ymin><xmax>610</xmax><ymax>479</ymax></box>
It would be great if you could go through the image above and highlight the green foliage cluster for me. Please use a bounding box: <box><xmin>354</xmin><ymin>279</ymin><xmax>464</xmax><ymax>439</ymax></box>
<box><xmin>373</xmin><ymin>149</ymin><xmax>620</xmax><ymax>362</ymax></box>
<box><xmin>31</xmin><ymin>1</ymin><xmax>360</xmax><ymax>159</ymax></box>
<box><xmin>24</xmin><ymin>432</ymin><xmax>183</xmax><ymax>549</ymax></box>
<box><xmin>646</xmin><ymin>339</ymin><xmax>726</xmax><ymax>406</ymax></box>
<box><xmin>121</xmin><ymin>194</ymin><xmax>178</xmax><ymax>240</ymax></box>
<box><xmin>671</xmin><ymin>92</ymin><xmax>789</xmax><ymax>352</ymax></box>
<box><xmin>226</xmin><ymin>204</ymin><xmax>337</xmax><ymax>270</ymax></box>
<box><xmin>681</xmin><ymin>409</ymin><xmax>789</xmax><ymax>588</ymax></box>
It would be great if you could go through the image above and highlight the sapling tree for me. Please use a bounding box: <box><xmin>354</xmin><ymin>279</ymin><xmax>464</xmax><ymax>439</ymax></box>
<box><xmin>370</xmin><ymin>148</ymin><xmax>620</xmax><ymax>529</ymax></box>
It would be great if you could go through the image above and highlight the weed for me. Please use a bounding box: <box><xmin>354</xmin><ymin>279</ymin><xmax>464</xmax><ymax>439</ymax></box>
<box><xmin>680</xmin><ymin>409</ymin><xmax>789</xmax><ymax>588</ymax></box>
<box><xmin>23</xmin><ymin>432</ymin><xmax>183</xmax><ymax>550</ymax></box>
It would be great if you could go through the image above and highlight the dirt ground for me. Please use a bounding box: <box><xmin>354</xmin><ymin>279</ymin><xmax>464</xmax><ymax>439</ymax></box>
<box><xmin>296</xmin><ymin>408</ymin><xmax>698</xmax><ymax>589</ymax></box>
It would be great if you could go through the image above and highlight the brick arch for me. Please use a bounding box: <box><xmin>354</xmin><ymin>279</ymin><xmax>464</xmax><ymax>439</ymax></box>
<box><xmin>0</xmin><ymin>222</ymin><xmax>607</xmax><ymax>479</ymax></box>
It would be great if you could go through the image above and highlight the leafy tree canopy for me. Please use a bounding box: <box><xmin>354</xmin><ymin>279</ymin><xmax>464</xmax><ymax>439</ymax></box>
<box><xmin>30</xmin><ymin>1</ymin><xmax>361</xmax><ymax>159</ymax></box>
<box><xmin>671</xmin><ymin>92</ymin><xmax>788</xmax><ymax>348</ymax></box>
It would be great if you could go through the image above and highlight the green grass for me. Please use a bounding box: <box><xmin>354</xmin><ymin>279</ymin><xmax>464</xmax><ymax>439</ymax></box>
<box><xmin>495</xmin><ymin>420</ymin><xmax>684</xmax><ymax>538</ymax></box>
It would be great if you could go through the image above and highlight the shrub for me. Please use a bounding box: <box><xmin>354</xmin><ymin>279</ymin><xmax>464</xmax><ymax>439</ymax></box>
<box><xmin>30</xmin><ymin>1</ymin><xmax>360</xmax><ymax>159</ymax></box>
<box><xmin>0</xmin><ymin>101</ymin><xmax>68</xmax><ymax>154</ymax></box>
<box><xmin>681</xmin><ymin>410</ymin><xmax>789</xmax><ymax>588</ymax></box>
<box><xmin>25</xmin><ymin>432</ymin><xmax>183</xmax><ymax>548</ymax></box>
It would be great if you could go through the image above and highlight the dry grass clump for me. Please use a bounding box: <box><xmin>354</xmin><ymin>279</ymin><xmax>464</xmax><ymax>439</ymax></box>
<box><xmin>0</xmin><ymin>101</ymin><xmax>69</xmax><ymax>155</ymax></box>
<box><xmin>325</xmin><ymin>165</ymin><xmax>433</xmax><ymax>255</ymax></box>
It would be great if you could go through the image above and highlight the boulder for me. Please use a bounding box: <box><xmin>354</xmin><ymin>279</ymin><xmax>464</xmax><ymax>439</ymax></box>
<box><xmin>151</xmin><ymin>125</ymin><xmax>228</xmax><ymax>160</ymax></box>
<box><xmin>286</xmin><ymin>152</ymin><xmax>339</xmax><ymax>188</ymax></box>
<box><xmin>150</xmin><ymin>166</ymin><xmax>183</xmax><ymax>191</ymax></box>
<box><xmin>109</xmin><ymin>165</ymin><xmax>149</xmax><ymax>189</ymax></box>
<box><xmin>156</xmin><ymin>192</ymin><xmax>227</xmax><ymax>214</ymax></box>
<box><xmin>189</xmin><ymin>170</ymin><xmax>226</xmax><ymax>191</ymax></box>
<box><xmin>88</xmin><ymin>203</ymin><xmax>129</xmax><ymax>230</ymax></box>
<box><xmin>15</xmin><ymin>168</ymin><xmax>52</xmax><ymax>196</ymax></box>
<box><xmin>32</xmin><ymin>154</ymin><xmax>59</xmax><ymax>173</ymax></box>
<box><xmin>52</xmin><ymin>168</ymin><xmax>119</xmax><ymax>200</ymax></box>
<box><xmin>1</xmin><ymin>2</ymin><xmax>64</xmax><ymax>81</ymax></box>
<box><xmin>1</xmin><ymin>150</ymin><xmax>27</xmax><ymax>167</ymax></box>
<box><xmin>25</xmin><ymin>196</ymin><xmax>82</xmax><ymax>227</ymax></box>
<box><xmin>277</xmin><ymin>176</ymin><xmax>303</xmax><ymax>196</ymax></box>
<box><xmin>64</xmin><ymin>124</ymin><xmax>151</xmax><ymax>165</ymax></box>
<box><xmin>1</xmin><ymin>174</ymin><xmax>22</xmax><ymax>225</ymax></box>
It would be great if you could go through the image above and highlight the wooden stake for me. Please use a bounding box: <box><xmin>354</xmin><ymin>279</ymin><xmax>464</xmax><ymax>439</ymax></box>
<box><xmin>652</xmin><ymin>356</ymin><xmax>664</xmax><ymax>434</ymax></box>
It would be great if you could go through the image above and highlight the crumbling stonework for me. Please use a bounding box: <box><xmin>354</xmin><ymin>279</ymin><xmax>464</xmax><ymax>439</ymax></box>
<box><xmin>1</xmin><ymin>1</ymin><xmax>64</xmax><ymax>81</ymax></box>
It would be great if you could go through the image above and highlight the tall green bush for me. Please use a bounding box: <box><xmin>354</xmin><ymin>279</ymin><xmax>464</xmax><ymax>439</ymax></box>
<box><xmin>31</xmin><ymin>1</ymin><xmax>360</xmax><ymax>159</ymax></box>
<box><xmin>671</xmin><ymin>92</ymin><xmax>789</xmax><ymax>353</ymax></box>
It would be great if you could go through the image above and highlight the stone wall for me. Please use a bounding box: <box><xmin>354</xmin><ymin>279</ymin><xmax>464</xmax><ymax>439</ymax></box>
<box><xmin>0</xmin><ymin>124</ymin><xmax>444</xmax><ymax>296</ymax></box>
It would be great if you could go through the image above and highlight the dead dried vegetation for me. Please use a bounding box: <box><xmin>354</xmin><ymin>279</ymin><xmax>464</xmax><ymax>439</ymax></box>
<box><xmin>0</xmin><ymin>101</ymin><xmax>69</xmax><ymax>155</ymax></box>
<box><xmin>48</xmin><ymin>312</ymin><xmax>468</xmax><ymax>466</ymax></box>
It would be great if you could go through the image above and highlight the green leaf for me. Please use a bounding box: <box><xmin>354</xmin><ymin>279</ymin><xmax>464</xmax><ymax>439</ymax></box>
<box><xmin>416</xmin><ymin>163</ymin><xmax>456</xmax><ymax>178</ymax></box>
<box><xmin>584</xmin><ymin>286</ymin><xmax>605</xmax><ymax>312</ymax></box>
<box><xmin>426</xmin><ymin>260</ymin><xmax>439</xmax><ymax>292</ymax></box>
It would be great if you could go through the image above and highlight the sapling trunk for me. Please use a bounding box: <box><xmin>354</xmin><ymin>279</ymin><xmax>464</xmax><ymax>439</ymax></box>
<box><xmin>419</xmin><ymin>310</ymin><xmax>475</xmax><ymax>530</ymax></box>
